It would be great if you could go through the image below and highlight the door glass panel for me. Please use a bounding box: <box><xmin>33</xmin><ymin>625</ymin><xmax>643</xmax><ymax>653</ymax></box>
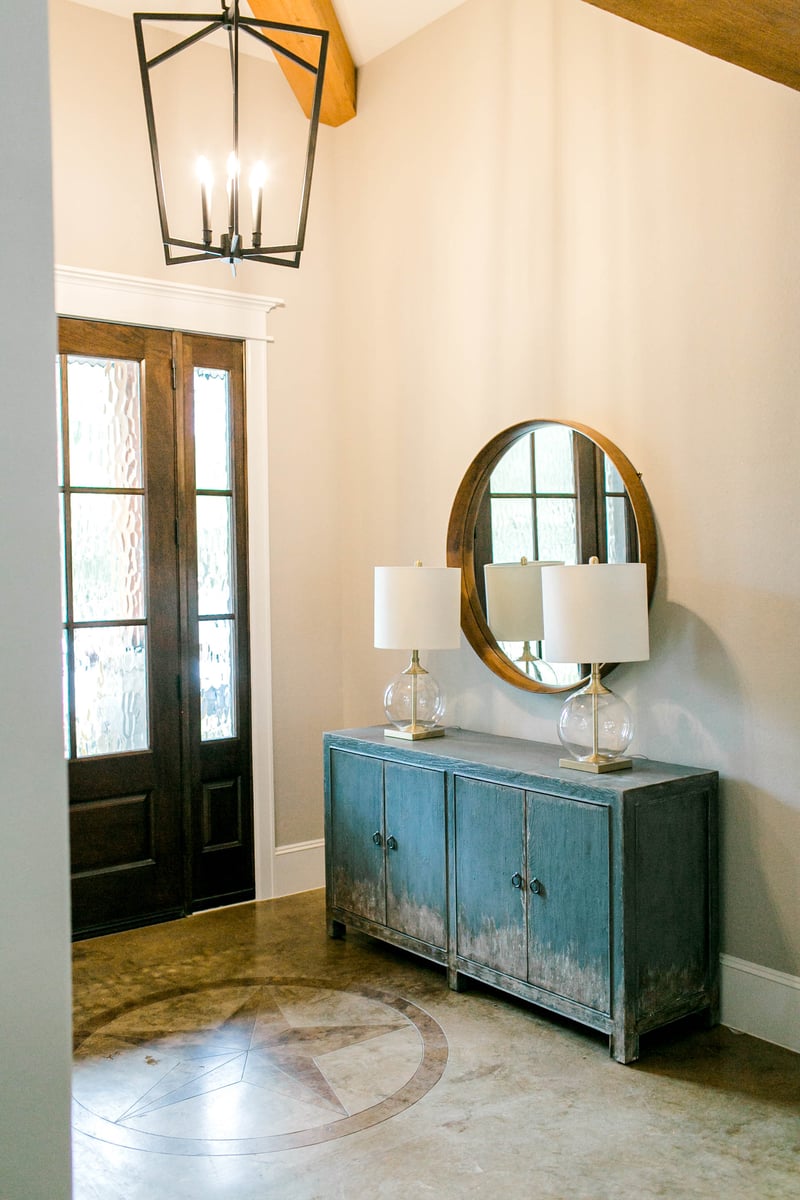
<box><xmin>70</xmin><ymin>494</ymin><xmax>145</xmax><ymax>621</ymax></box>
<box><xmin>534</xmin><ymin>424</ymin><xmax>575</xmax><ymax>494</ymax></box>
<box><xmin>605</xmin><ymin>454</ymin><xmax>625</xmax><ymax>494</ymax></box>
<box><xmin>194</xmin><ymin>368</ymin><xmax>231</xmax><ymax>490</ymax></box>
<box><xmin>62</xmin><ymin>631</ymin><xmax>71</xmax><ymax>759</ymax></box>
<box><xmin>59</xmin><ymin>494</ymin><xmax>68</xmax><ymax>621</ymax></box>
<box><xmin>199</xmin><ymin>618</ymin><xmax>236</xmax><ymax>741</ymax></box>
<box><xmin>490</xmin><ymin>498</ymin><xmax>535</xmax><ymax>562</ymax></box>
<box><xmin>73</xmin><ymin>625</ymin><xmax>149</xmax><ymax>757</ymax></box>
<box><xmin>490</xmin><ymin>433</ymin><xmax>531</xmax><ymax>493</ymax></box>
<box><xmin>56</xmin><ymin>362</ymin><xmax>64</xmax><ymax>487</ymax></box>
<box><xmin>536</xmin><ymin>498</ymin><xmax>578</xmax><ymax>563</ymax></box>
<box><xmin>67</xmin><ymin>357</ymin><xmax>143</xmax><ymax>488</ymax></box>
<box><xmin>606</xmin><ymin>497</ymin><xmax>627</xmax><ymax>564</ymax></box>
<box><xmin>195</xmin><ymin>365</ymin><xmax>237</xmax><ymax>743</ymax></box>
<box><xmin>196</xmin><ymin>495</ymin><xmax>233</xmax><ymax>615</ymax></box>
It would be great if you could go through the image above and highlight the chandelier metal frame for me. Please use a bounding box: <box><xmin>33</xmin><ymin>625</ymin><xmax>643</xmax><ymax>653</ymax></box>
<box><xmin>134</xmin><ymin>2</ymin><xmax>329</xmax><ymax>269</ymax></box>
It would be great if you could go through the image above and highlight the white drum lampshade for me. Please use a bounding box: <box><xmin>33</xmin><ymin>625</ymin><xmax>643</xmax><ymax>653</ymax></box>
<box><xmin>541</xmin><ymin>560</ymin><xmax>649</xmax><ymax>772</ymax></box>
<box><xmin>374</xmin><ymin>563</ymin><xmax>461</xmax><ymax>740</ymax></box>
<box><xmin>483</xmin><ymin>559</ymin><xmax>561</xmax><ymax>684</ymax></box>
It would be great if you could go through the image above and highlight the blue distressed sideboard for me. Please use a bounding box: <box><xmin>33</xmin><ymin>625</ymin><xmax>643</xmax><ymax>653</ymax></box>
<box><xmin>323</xmin><ymin>726</ymin><xmax>719</xmax><ymax>1063</ymax></box>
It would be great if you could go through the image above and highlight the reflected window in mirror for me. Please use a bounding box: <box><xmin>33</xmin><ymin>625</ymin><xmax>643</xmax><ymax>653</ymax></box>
<box><xmin>447</xmin><ymin>419</ymin><xmax>657</xmax><ymax>694</ymax></box>
<box><xmin>472</xmin><ymin>426</ymin><xmax>639</xmax><ymax>689</ymax></box>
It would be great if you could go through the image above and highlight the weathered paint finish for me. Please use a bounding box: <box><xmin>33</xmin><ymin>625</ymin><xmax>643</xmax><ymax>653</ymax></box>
<box><xmin>384</xmin><ymin>762</ymin><xmax>447</xmax><ymax>949</ymax></box>
<box><xmin>323</xmin><ymin>728</ymin><xmax>719</xmax><ymax>1064</ymax></box>
<box><xmin>633</xmin><ymin>785</ymin><xmax>715</xmax><ymax>1019</ymax></box>
<box><xmin>454</xmin><ymin>777</ymin><xmax>527</xmax><ymax>978</ymax></box>
<box><xmin>329</xmin><ymin>750</ymin><xmax>385</xmax><ymax>924</ymax></box>
<box><xmin>527</xmin><ymin>791</ymin><xmax>611</xmax><ymax>1013</ymax></box>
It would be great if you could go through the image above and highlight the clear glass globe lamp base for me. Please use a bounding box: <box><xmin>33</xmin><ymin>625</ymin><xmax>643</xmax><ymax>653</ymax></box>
<box><xmin>383</xmin><ymin>652</ymin><xmax>446</xmax><ymax>741</ymax></box>
<box><xmin>557</xmin><ymin>666</ymin><xmax>634</xmax><ymax>773</ymax></box>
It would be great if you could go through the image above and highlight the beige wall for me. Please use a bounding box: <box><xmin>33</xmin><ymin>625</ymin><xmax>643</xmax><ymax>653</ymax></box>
<box><xmin>331</xmin><ymin>0</ymin><xmax>800</xmax><ymax>977</ymax></box>
<box><xmin>50</xmin><ymin>0</ymin><xmax>799</xmax><ymax>978</ymax></box>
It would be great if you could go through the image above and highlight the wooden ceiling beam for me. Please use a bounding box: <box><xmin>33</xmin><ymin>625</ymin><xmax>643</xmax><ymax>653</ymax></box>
<box><xmin>248</xmin><ymin>0</ymin><xmax>357</xmax><ymax>126</ymax></box>
<box><xmin>581</xmin><ymin>1</ymin><xmax>800</xmax><ymax>92</ymax></box>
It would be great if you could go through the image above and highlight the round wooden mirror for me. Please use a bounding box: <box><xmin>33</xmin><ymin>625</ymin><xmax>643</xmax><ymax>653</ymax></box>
<box><xmin>446</xmin><ymin>419</ymin><xmax>657</xmax><ymax>693</ymax></box>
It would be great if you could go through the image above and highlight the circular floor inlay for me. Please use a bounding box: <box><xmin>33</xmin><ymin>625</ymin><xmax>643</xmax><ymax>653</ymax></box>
<box><xmin>72</xmin><ymin>977</ymin><xmax>448</xmax><ymax>1155</ymax></box>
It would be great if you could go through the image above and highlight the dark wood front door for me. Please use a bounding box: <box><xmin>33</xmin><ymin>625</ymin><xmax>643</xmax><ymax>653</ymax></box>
<box><xmin>58</xmin><ymin>319</ymin><xmax>254</xmax><ymax>938</ymax></box>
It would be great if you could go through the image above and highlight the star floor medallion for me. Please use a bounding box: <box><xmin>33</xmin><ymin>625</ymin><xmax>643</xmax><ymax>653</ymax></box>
<box><xmin>72</xmin><ymin>978</ymin><xmax>448</xmax><ymax>1155</ymax></box>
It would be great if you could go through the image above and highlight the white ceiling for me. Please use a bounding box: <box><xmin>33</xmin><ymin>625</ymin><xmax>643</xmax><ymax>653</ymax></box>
<box><xmin>71</xmin><ymin>0</ymin><xmax>469</xmax><ymax>67</ymax></box>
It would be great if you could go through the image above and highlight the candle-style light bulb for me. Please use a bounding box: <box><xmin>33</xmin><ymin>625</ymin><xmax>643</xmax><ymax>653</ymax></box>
<box><xmin>249</xmin><ymin>160</ymin><xmax>268</xmax><ymax>247</ymax></box>
<box><xmin>195</xmin><ymin>156</ymin><xmax>213</xmax><ymax>244</ymax></box>
<box><xmin>226</xmin><ymin>152</ymin><xmax>239</xmax><ymax>235</ymax></box>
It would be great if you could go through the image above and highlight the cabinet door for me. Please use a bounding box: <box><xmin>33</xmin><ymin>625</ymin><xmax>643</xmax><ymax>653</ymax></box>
<box><xmin>454</xmin><ymin>777</ymin><xmax>527</xmax><ymax>978</ymax></box>
<box><xmin>527</xmin><ymin>791</ymin><xmax>611</xmax><ymax>1013</ymax></box>
<box><xmin>329</xmin><ymin>750</ymin><xmax>385</xmax><ymax>924</ymax></box>
<box><xmin>384</xmin><ymin>763</ymin><xmax>446</xmax><ymax>949</ymax></box>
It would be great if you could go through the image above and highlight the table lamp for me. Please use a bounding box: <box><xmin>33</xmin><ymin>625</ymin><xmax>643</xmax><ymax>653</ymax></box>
<box><xmin>483</xmin><ymin>558</ymin><xmax>561</xmax><ymax>684</ymax></box>
<box><xmin>374</xmin><ymin>561</ymin><xmax>462</xmax><ymax>740</ymax></box>
<box><xmin>541</xmin><ymin>557</ymin><xmax>649</xmax><ymax>772</ymax></box>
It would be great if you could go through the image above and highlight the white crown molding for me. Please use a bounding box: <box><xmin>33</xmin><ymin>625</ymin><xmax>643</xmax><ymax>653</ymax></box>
<box><xmin>54</xmin><ymin>265</ymin><xmax>285</xmax><ymax>342</ymax></box>
<box><xmin>721</xmin><ymin>953</ymin><xmax>800</xmax><ymax>1054</ymax></box>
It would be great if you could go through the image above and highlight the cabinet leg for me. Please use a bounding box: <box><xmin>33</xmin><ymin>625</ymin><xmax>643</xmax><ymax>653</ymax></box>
<box><xmin>701</xmin><ymin>1000</ymin><xmax>720</xmax><ymax>1030</ymax></box>
<box><xmin>447</xmin><ymin>966</ymin><xmax>467</xmax><ymax>992</ymax></box>
<box><xmin>610</xmin><ymin>1025</ymin><xmax>639</xmax><ymax>1064</ymax></box>
<box><xmin>328</xmin><ymin>917</ymin><xmax>346</xmax><ymax>939</ymax></box>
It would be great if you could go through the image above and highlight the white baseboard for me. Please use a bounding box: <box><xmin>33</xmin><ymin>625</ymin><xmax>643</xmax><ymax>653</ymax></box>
<box><xmin>272</xmin><ymin>839</ymin><xmax>325</xmax><ymax>898</ymax></box>
<box><xmin>720</xmin><ymin>954</ymin><xmax>800</xmax><ymax>1054</ymax></box>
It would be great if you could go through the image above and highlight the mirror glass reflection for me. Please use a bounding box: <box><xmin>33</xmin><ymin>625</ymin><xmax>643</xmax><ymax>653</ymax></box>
<box><xmin>477</xmin><ymin>425</ymin><xmax>635</xmax><ymax>686</ymax></box>
<box><xmin>447</xmin><ymin>420</ymin><xmax>656</xmax><ymax>694</ymax></box>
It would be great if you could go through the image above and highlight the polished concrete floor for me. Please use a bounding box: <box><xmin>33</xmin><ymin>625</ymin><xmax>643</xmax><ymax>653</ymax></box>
<box><xmin>72</xmin><ymin>890</ymin><xmax>799</xmax><ymax>1199</ymax></box>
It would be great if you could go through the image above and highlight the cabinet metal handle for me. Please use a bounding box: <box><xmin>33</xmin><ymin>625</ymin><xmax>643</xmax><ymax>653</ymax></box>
<box><xmin>511</xmin><ymin>872</ymin><xmax>523</xmax><ymax>889</ymax></box>
<box><xmin>372</xmin><ymin>831</ymin><xmax>383</xmax><ymax>847</ymax></box>
<box><xmin>386</xmin><ymin>835</ymin><xmax>398</xmax><ymax>851</ymax></box>
<box><xmin>530</xmin><ymin>877</ymin><xmax>542</xmax><ymax>895</ymax></box>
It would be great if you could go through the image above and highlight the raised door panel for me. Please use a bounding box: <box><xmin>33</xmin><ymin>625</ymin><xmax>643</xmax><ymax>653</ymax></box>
<box><xmin>384</xmin><ymin>762</ymin><xmax>446</xmax><ymax>949</ymax></box>
<box><xmin>527</xmin><ymin>791</ymin><xmax>611</xmax><ymax>1014</ymax></box>
<box><xmin>454</xmin><ymin>776</ymin><xmax>527</xmax><ymax>978</ymax></box>
<box><xmin>329</xmin><ymin>750</ymin><xmax>385</xmax><ymax>923</ymax></box>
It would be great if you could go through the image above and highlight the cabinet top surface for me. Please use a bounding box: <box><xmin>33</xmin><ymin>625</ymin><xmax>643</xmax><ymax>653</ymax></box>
<box><xmin>324</xmin><ymin>727</ymin><xmax>717</xmax><ymax>794</ymax></box>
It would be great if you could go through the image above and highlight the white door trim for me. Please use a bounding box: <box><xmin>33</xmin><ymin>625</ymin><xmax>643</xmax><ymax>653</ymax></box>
<box><xmin>55</xmin><ymin>265</ymin><xmax>283</xmax><ymax>901</ymax></box>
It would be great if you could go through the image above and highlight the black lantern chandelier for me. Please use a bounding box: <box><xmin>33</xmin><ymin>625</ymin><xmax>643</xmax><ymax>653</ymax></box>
<box><xmin>134</xmin><ymin>3</ymin><xmax>328</xmax><ymax>270</ymax></box>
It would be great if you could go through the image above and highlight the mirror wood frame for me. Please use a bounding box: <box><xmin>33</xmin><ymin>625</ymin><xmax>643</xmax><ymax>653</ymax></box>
<box><xmin>446</xmin><ymin>419</ymin><xmax>658</xmax><ymax>694</ymax></box>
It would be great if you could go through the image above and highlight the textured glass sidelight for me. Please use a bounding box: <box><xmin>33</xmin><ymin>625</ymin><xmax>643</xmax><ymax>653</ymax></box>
<box><xmin>196</xmin><ymin>495</ymin><xmax>233</xmax><ymax>616</ymax></box>
<box><xmin>67</xmin><ymin>357</ymin><xmax>143</xmax><ymax>488</ymax></box>
<box><xmin>194</xmin><ymin>369</ymin><xmax>231</xmax><ymax>490</ymax></box>
<box><xmin>70</xmin><ymin>494</ymin><xmax>145</xmax><ymax>622</ymax></box>
<box><xmin>73</xmin><ymin>625</ymin><xmax>149</xmax><ymax>757</ymax></box>
<box><xmin>199</xmin><ymin>619</ymin><xmax>236</xmax><ymax>741</ymax></box>
<box><xmin>195</xmin><ymin>366</ymin><xmax>237</xmax><ymax>742</ymax></box>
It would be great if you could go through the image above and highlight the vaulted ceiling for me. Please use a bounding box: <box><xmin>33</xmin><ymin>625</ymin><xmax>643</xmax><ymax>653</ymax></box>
<box><xmin>75</xmin><ymin>0</ymin><xmax>800</xmax><ymax>129</ymax></box>
<box><xmin>255</xmin><ymin>0</ymin><xmax>800</xmax><ymax>125</ymax></box>
<box><xmin>581</xmin><ymin>0</ymin><xmax>800</xmax><ymax>93</ymax></box>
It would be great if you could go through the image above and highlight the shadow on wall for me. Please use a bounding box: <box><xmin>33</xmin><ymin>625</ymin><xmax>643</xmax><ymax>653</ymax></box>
<box><xmin>635</xmin><ymin>597</ymin><xmax>744</xmax><ymax>767</ymax></box>
<box><xmin>637</xmin><ymin>597</ymin><xmax>798</xmax><ymax>974</ymax></box>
